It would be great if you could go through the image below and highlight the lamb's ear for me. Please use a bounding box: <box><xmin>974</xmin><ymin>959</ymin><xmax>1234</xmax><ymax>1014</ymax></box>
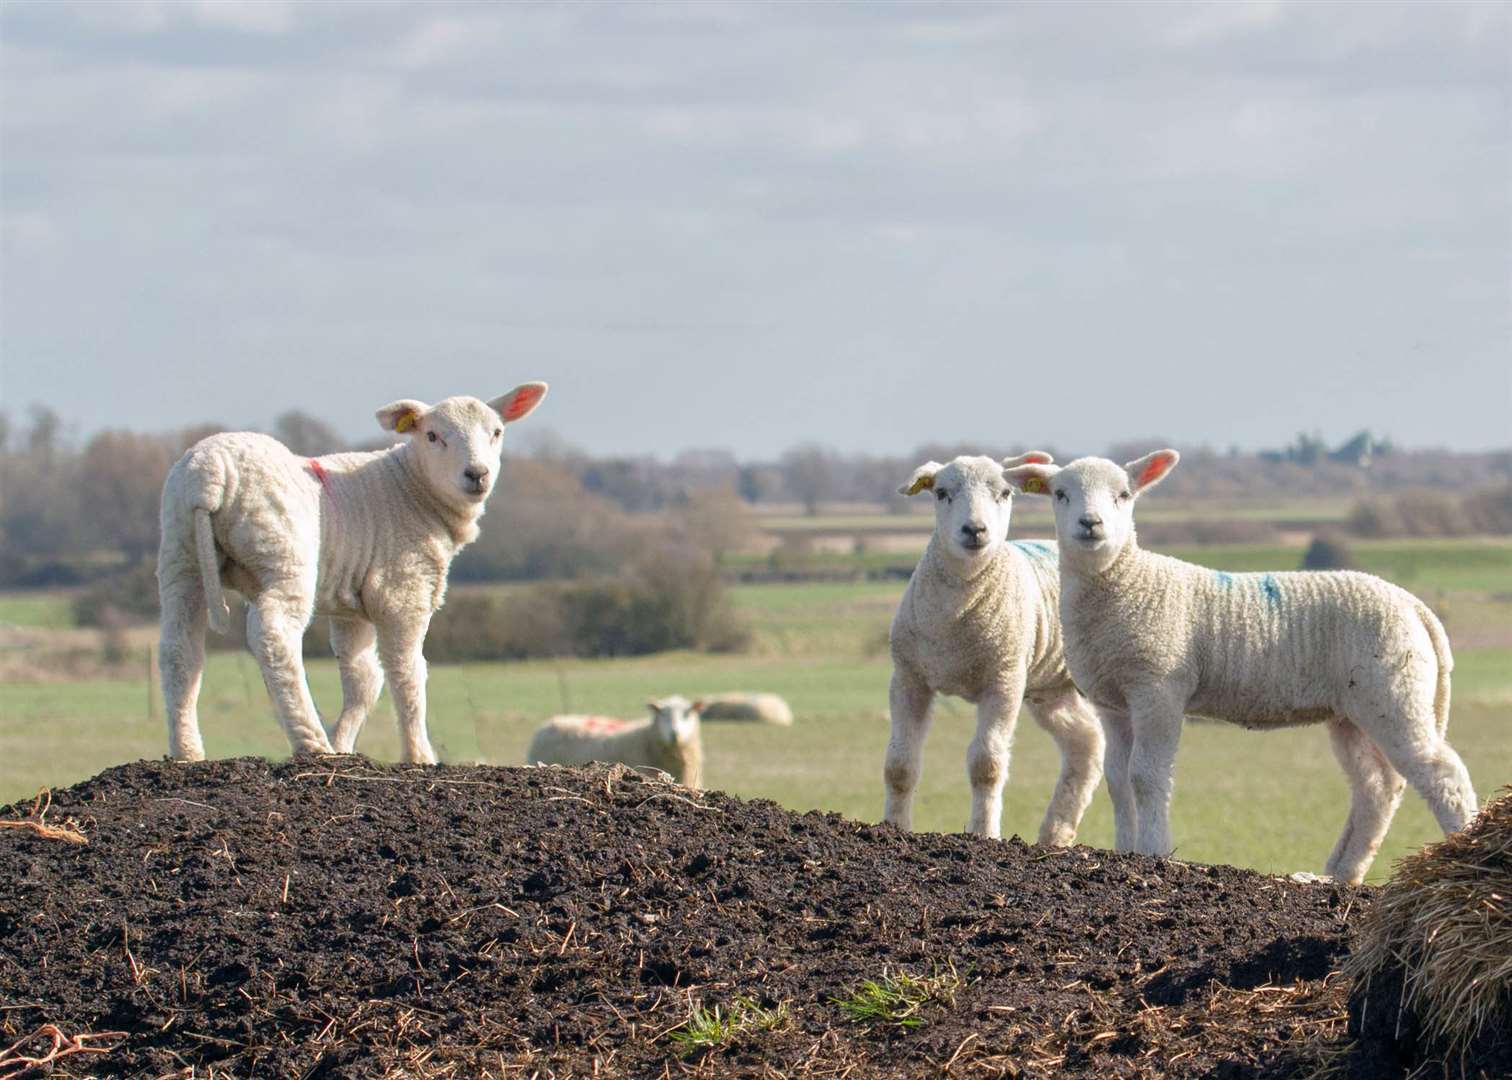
<box><xmin>1125</xmin><ymin>449</ymin><xmax>1180</xmax><ymax>495</ymax></box>
<box><xmin>376</xmin><ymin>399</ymin><xmax>429</xmax><ymax>434</ymax></box>
<box><xmin>490</xmin><ymin>382</ymin><xmax>549</xmax><ymax>423</ymax></box>
<box><xmin>1003</xmin><ymin>462</ymin><xmax>1060</xmax><ymax>497</ymax></box>
<box><xmin>898</xmin><ymin>461</ymin><xmax>944</xmax><ymax>496</ymax></box>
<box><xmin>1001</xmin><ymin>451</ymin><xmax>1054</xmax><ymax>469</ymax></box>
<box><xmin>689</xmin><ymin>699</ymin><xmax>706</xmax><ymax>715</ymax></box>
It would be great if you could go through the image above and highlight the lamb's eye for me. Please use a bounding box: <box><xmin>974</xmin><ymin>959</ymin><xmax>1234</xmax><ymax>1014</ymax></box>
<box><xmin>935</xmin><ymin>488</ymin><xmax>948</xmax><ymax>501</ymax></box>
<box><xmin>1054</xmin><ymin>489</ymin><xmax>1068</xmax><ymax>502</ymax></box>
<box><xmin>997</xmin><ymin>489</ymin><xmax>1011</xmax><ymax>501</ymax></box>
<box><xmin>492</xmin><ymin>428</ymin><xmax>503</xmax><ymax>439</ymax></box>
<box><xmin>1119</xmin><ymin>490</ymin><xmax>1132</xmax><ymax>501</ymax></box>
<box><xmin>426</xmin><ymin>431</ymin><xmax>438</xmax><ymax>443</ymax></box>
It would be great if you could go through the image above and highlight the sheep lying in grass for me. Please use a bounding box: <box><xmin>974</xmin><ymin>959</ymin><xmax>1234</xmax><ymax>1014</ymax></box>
<box><xmin>157</xmin><ymin>383</ymin><xmax>549</xmax><ymax>764</ymax></box>
<box><xmin>886</xmin><ymin>453</ymin><xmax>1106</xmax><ymax>844</ymax></box>
<box><xmin>526</xmin><ymin>696</ymin><xmax>705</xmax><ymax>788</ymax></box>
<box><xmin>1005</xmin><ymin>450</ymin><xmax>1479</xmax><ymax>883</ymax></box>
<box><xmin>698</xmin><ymin>692</ymin><xmax>794</xmax><ymax>726</ymax></box>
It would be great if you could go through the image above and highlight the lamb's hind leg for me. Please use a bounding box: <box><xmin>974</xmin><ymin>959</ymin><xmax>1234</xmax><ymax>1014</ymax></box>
<box><xmin>246</xmin><ymin>591</ymin><xmax>332</xmax><ymax>755</ymax></box>
<box><xmin>328</xmin><ymin>616</ymin><xmax>383</xmax><ymax>754</ymax></box>
<box><xmin>159</xmin><ymin>574</ymin><xmax>209</xmax><ymax>761</ymax></box>
<box><xmin>1324</xmin><ymin>717</ymin><xmax>1405</xmax><ymax>884</ymax></box>
<box><xmin>1355</xmin><ymin>701</ymin><xmax>1477</xmax><ymax>840</ymax></box>
<box><xmin>1025</xmin><ymin>688</ymin><xmax>1104</xmax><ymax>847</ymax></box>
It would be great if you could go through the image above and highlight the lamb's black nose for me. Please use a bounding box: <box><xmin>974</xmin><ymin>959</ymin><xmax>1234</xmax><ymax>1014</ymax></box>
<box><xmin>961</xmin><ymin>522</ymin><xmax>988</xmax><ymax>541</ymax></box>
<box><xmin>1078</xmin><ymin>514</ymin><xmax>1102</xmax><ymax>530</ymax></box>
<box><xmin>464</xmin><ymin>467</ymin><xmax>489</xmax><ymax>484</ymax></box>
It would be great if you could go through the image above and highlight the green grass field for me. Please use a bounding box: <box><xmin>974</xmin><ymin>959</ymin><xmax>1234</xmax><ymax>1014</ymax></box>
<box><xmin>2</xmin><ymin>538</ymin><xmax>1509</xmax><ymax>885</ymax></box>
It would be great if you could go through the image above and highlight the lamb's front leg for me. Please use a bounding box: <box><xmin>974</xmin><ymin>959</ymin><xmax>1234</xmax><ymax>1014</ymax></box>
<box><xmin>1099</xmin><ymin>707</ymin><xmax>1138</xmax><ymax>851</ymax></box>
<box><xmin>883</xmin><ymin>669</ymin><xmax>934</xmax><ymax>831</ymax></box>
<box><xmin>377</xmin><ymin>618</ymin><xmax>436</xmax><ymax>765</ymax></box>
<box><xmin>966</xmin><ymin>669</ymin><xmax>1027</xmax><ymax>839</ymax></box>
<box><xmin>1126</xmin><ymin>687</ymin><xmax>1186</xmax><ymax>857</ymax></box>
<box><xmin>1025</xmin><ymin>688</ymin><xmax>1104</xmax><ymax>847</ymax></box>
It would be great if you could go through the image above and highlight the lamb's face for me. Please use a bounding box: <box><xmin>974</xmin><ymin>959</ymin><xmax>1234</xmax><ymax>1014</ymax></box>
<box><xmin>649</xmin><ymin>696</ymin><xmax>702</xmax><ymax>746</ymax></box>
<box><xmin>1004</xmin><ymin>450</ymin><xmax>1179</xmax><ymax>571</ymax></box>
<box><xmin>417</xmin><ymin>397</ymin><xmax>508</xmax><ymax>504</ymax></box>
<box><xmin>1046</xmin><ymin>459</ymin><xmax>1137</xmax><ymax>568</ymax></box>
<box><xmin>376</xmin><ymin>382</ymin><xmax>548</xmax><ymax>508</ymax></box>
<box><xmin>901</xmin><ymin>456</ymin><xmax>1021</xmax><ymax>562</ymax></box>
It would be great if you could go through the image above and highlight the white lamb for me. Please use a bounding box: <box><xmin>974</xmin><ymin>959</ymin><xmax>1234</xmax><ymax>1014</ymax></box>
<box><xmin>698</xmin><ymin>691</ymin><xmax>794</xmax><ymax>726</ymax></box>
<box><xmin>526</xmin><ymin>696</ymin><xmax>704</xmax><ymax>788</ymax></box>
<box><xmin>885</xmin><ymin>453</ymin><xmax>1106</xmax><ymax>844</ymax></box>
<box><xmin>156</xmin><ymin>383</ymin><xmax>549</xmax><ymax>764</ymax></box>
<box><xmin>1004</xmin><ymin>450</ymin><xmax>1479</xmax><ymax>883</ymax></box>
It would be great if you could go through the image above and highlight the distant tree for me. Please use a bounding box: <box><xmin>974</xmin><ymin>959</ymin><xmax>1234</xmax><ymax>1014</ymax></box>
<box><xmin>76</xmin><ymin>431</ymin><xmax>176</xmax><ymax>560</ymax></box>
<box><xmin>736</xmin><ymin>464</ymin><xmax>782</xmax><ymax>505</ymax></box>
<box><xmin>581</xmin><ymin>457</ymin><xmax>675</xmax><ymax>512</ymax></box>
<box><xmin>674</xmin><ymin>488</ymin><xmax>754</xmax><ymax>561</ymax></box>
<box><xmin>273</xmin><ymin>411</ymin><xmax>344</xmax><ymax>456</ymax></box>
<box><xmin>516</xmin><ymin>429</ymin><xmax>587</xmax><ymax>466</ymax></box>
<box><xmin>25</xmin><ymin>405</ymin><xmax>66</xmax><ymax>464</ymax></box>
<box><xmin>781</xmin><ymin>443</ymin><xmax>838</xmax><ymax>516</ymax></box>
<box><xmin>1302</xmin><ymin>532</ymin><xmax>1358</xmax><ymax>570</ymax></box>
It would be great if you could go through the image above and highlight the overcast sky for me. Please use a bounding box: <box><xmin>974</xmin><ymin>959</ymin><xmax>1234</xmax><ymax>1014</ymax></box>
<box><xmin>3</xmin><ymin>1</ymin><xmax>1508</xmax><ymax>458</ymax></box>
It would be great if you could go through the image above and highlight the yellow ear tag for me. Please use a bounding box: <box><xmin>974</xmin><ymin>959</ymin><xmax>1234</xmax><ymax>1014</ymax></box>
<box><xmin>1023</xmin><ymin>477</ymin><xmax>1047</xmax><ymax>495</ymax></box>
<box><xmin>905</xmin><ymin>475</ymin><xmax>934</xmax><ymax>496</ymax></box>
<box><xmin>395</xmin><ymin>413</ymin><xmax>416</xmax><ymax>433</ymax></box>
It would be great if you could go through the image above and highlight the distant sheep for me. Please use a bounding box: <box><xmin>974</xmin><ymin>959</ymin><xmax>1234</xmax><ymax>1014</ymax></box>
<box><xmin>526</xmin><ymin>696</ymin><xmax>704</xmax><ymax>788</ymax></box>
<box><xmin>886</xmin><ymin>453</ymin><xmax>1105</xmax><ymax>845</ymax></box>
<box><xmin>156</xmin><ymin>383</ymin><xmax>549</xmax><ymax>764</ymax></box>
<box><xmin>1005</xmin><ymin>450</ymin><xmax>1479</xmax><ymax>883</ymax></box>
<box><xmin>698</xmin><ymin>691</ymin><xmax>794</xmax><ymax>726</ymax></box>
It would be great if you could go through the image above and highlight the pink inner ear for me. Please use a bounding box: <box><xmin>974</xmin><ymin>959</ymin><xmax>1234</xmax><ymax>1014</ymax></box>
<box><xmin>501</xmin><ymin>385</ymin><xmax>543</xmax><ymax>422</ymax></box>
<box><xmin>1022</xmin><ymin>452</ymin><xmax>1052</xmax><ymax>465</ymax></box>
<box><xmin>1137</xmin><ymin>455</ymin><xmax>1173</xmax><ymax>488</ymax></box>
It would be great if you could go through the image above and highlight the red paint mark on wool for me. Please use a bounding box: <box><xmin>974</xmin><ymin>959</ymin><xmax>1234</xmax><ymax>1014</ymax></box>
<box><xmin>309</xmin><ymin>459</ymin><xmax>330</xmax><ymax>488</ymax></box>
<box><xmin>502</xmin><ymin>385</ymin><xmax>544</xmax><ymax>421</ymax></box>
<box><xmin>578</xmin><ymin>715</ymin><xmax>629</xmax><ymax>735</ymax></box>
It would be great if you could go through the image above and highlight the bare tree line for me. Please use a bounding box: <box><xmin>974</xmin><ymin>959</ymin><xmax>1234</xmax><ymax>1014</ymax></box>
<box><xmin>2</xmin><ymin>404</ymin><xmax>1509</xmax><ymax>590</ymax></box>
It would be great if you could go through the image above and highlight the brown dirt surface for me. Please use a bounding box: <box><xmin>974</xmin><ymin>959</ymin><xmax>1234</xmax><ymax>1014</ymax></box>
<box><xmin>0</xmin><ymin>757</ymin><xmax>1426</xmax><ymax>1078</ymax></box>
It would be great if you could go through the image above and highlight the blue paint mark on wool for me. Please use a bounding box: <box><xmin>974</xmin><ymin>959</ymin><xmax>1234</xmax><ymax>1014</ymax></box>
<box><xmin>1012</xmin><ymin>540</ymin><xmax>1054</xmax><ymax>563</ymax></box>
<box><xmin>1260</xmin><ymin>574</ymin><xmax>1282</xmax><ymax>607</ymax></box>
<box><xmin>1213</xmin><ymin>571</ymin><xmax>1235</xmax><ymax>587</ymax></box>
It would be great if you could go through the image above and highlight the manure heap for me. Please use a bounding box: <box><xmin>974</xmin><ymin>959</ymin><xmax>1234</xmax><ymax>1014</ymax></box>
<box><xmin>0</xmin><ymin>757</ymin><xmax>1425</xmax><ymax>1078</ymax></box>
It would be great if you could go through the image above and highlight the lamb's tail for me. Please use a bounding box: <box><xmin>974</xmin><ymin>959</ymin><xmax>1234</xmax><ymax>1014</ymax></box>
<box><xmin>193</xmin><ymin>508</ymin><xmax>230</xmax><ymax>634</ymax></box>
<box><xmin>1413</xmin><ymin>597</ymin><xmax>1453</xmax><ymax>736</ymax></box>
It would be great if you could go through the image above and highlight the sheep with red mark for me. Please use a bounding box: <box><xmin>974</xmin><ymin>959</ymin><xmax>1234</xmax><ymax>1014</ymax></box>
<box><xmin>156</xmin><ymin>382</ymin><xmax>549</xmax><ymax>764</ymax></box>
<box><xmin>1005</xmin><ymin>449</ymin><xmax>1479</xmax><ymax>883</ymax></box>
<box><xmin>526</xmin><ymin>696</ymin><xmax>705</xmax><ymax>788</ymax></box>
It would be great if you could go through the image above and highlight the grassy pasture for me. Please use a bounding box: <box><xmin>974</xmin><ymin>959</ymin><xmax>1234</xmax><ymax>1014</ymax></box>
<box><xmin>2</xmin><ymin>538</ymin><xmax>1509</xmax><ymax>884</ymax></box>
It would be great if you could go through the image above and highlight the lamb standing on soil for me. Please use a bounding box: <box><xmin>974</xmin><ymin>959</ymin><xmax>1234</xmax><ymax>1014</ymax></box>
<box><xmin>885</xmin><ymin>454</ymin><xmax>1106</xmax><ymax>844</ymax></box>
<box><xmin>156</xmin><ymin>383</ymin><xmax>549</xmax><ymax>764</ymax></box>
<box><xmin>526</xmin><ymin>696</ymin><xmax>705</xmax><ymax>788</ymax></box>
<box><xmin>1004</xmin><ymin>450</ymin><xmax>1479</xmax><ymax>883</ymax></box>
<box><xmin>698</xmin><ymin>691</ymin><xmax>794</xmax><ymax>726</ymax></box>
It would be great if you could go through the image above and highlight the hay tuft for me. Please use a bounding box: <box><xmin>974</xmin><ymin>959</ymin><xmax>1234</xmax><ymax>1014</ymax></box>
<box><xmin>1345</xmin><ymin>786</ymin><xmax>1512</xmax><ymax>1076</ymax></box>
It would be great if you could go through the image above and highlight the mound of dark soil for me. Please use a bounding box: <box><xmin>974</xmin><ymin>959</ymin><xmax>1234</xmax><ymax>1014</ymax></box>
<box><xmin>0</xmin><ymin>758</ymin><xmax>1381</xmax><ymax>1078</ymax></box>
